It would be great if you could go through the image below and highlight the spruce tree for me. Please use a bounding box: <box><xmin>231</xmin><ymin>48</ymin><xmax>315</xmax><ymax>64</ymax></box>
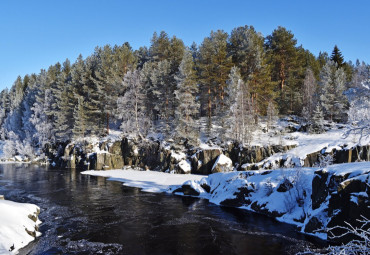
<box><xmin>310</xmin><ymin>104</ymin><xmax>325</xmax><ymax>133</ymax></box>
<box><xmin>319</xmin><ymin>61</ymin><xmax>348</xmax><ymax>122</ymax></box>
<box><xmin>330</xmin><ymin>45</ymin><xmax>344</xmax><ymax>67</ymax></box>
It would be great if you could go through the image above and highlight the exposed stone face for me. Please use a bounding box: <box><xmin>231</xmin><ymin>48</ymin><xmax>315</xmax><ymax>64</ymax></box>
<box><xmin>311</xmin><ymin>170</ymin><xmax>330</xmax><ymax>209</ymax></box>
<box><xmin>190</xmin><ymin>149</ymin><xmax>222</xmax><ymax>175</ymax></box>
<box><xmin>307</xmin><ymin>168</ymin><xmax>370</xmax><ymax>242</ymax></box>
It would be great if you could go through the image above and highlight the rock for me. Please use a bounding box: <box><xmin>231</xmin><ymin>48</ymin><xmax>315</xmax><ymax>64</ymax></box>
<box><xmin>311</xmin><ymin>170</ymin><xmax>330</xmax><ymax>210</ymax></box>
<box><xmin>173</xmin><ymin>184</ymin><xmax>200</xmax><ymax>196</ymax></box>
<box><xmin>200</xmin><ymin>183</ymin><xmax>211</xmax><ymax>193</ymax></box>
<box><xmin>191</xmin><ymin>148</ymin><xmax>222</xmax><ymax>174</ymax></box>
<box><xmin>277</xmin><ymin>179</ymin><xmax>293</xmax><ymax>192</ymax></box>
<box><xmin>304</xmin><ymin>217</ymin><xmax>323</xmax><ymax>234</ymax></box>
<box><xmin>211</xmin><ymin>154</ymin><xmax>233</xmax><ymax>173</ymax></box>
<box><xmin>220</xmin><ymin>187</ymin><xmax>251</xmax><ymax>207</ymax></box>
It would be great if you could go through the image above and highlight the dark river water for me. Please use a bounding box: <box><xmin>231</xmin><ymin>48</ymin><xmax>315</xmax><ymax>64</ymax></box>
<box><xmin>0</xmin><ymin>164</ymin><xmax>323</xmax><ymax>255</ymax></box>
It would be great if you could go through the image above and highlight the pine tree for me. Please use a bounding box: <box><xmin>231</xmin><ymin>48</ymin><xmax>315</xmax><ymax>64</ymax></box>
<box><xmin>265</xmin><ymin>26</ymin><xmax>300</xmax><ymax>114</ymax></box>
<box><xmin>174</xmin><ymin>49</ymin><xmax>199</xmax><ymax>145</ymax></box>
<box><xmin>149</xmin><ymin>60</ymin><xmax>174</xmax><ymax>135</ymax></box>
<box><xmin>54</xmin><ymin>59</ymin><xmax>74</xmax><ymax>142</ymax></box>
<box><xmin>72</xmin><ymin>96</ymin><xmax>88</xmax><ymax>138</ymax></box>
<box><xmin>229</xmin><ymin>25</ymin><xmax>274</xmax><ymax>115</ymax></box>
<box><xmin>198</xmin><ymin>30</ymin><xmax>232</xmax><ymax>132</ymax></box>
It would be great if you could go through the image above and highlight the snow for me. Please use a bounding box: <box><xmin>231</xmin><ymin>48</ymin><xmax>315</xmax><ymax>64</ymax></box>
<box><xmin>178</xmin><ymin>159</ymin><xmax>191</xmax><ymax>173</ymax></box>
<box><xmin>243</xmin><ymin>127</ymin><xmax>369</xmax><ymax>169</ymax></box>
<box><xmin>170</xmin><ymin>151</ymin><xmax>186</xmax><ymax>161</ymax></box>
<box><xmin>0</xmin><ymin>200</ymin><xmax>41</xmax><ymax>254</ymax></box>
<box><xmin>81</xmin><ymin>168</ymin><xmax>204</xmax><ymax>193</ymax></box>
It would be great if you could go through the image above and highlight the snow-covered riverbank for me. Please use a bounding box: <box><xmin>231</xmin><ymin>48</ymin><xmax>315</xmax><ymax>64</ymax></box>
<box><xmin>82</xmin><ymin>168</ymin><xmax>204</xmax><ymax>192</ymax></box>
<box><xmin>82</xmin><ymin>162</ymin><xmax>370</xmax><ymax>241</ymax></box>
<box><xmin>0</xmin><ymin>200</ymin><xmax>41</xmax><ymax>254</ymax></box>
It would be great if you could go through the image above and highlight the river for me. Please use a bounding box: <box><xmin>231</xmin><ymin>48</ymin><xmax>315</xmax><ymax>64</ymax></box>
<box><xmin>0</xmin><ymin>164</ymin><xmax>323</xmax><ymax>254</ymax></box>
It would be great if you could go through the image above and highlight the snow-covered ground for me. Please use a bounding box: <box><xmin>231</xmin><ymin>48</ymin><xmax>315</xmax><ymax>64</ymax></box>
<box><xmin>243</xmin><ymin>126</ymin><xmax>369</xmax><ymax>169</ymax></box>
<box><xmin>82</xmin><ymin>168</ymin><xmax>204</xmax><ymax>192</ymax></box>
<box><xmin>82</xmin><ymin>162</ymin><xmax>370</xmax><ymax>240</ymax></box>
<box><xmin>0</xmin><ymin>200</ymin><xmax>41</xmax><ymax>254</ymax></box>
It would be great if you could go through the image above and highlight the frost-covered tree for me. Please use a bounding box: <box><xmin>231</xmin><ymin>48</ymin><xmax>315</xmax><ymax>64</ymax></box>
<box><xmin>226</xmin><ymin>67</ymin><xmax>254</xmax><ymax>144</ymax></box>
<box><xmin>0</xmin><ymin>89</ymin><xmax>10</xmax><ymax>139</ymax></box>
<box><xmin>30</xmin><ymin>87</ymin><xmax>54</xmax><ymax>148</ymax></box>
<box><xmin>116</xmin><ymin>70</ymin><xmax>150</xmax><ymax>137</ymax></box>
<box><xmin>319</xmin><ymin>61</ymin><xmax>347</xmax><ymax>122</ymax></box>
<box><xmin>310</xmin><ymin>104</ymin><xmax>325</xmax><ymax>133</ymax></box>
<box><xmin>174</xmin><ymin>49</ymin><xmax>199</xmax><ymax>145</ymax></box>
<box><xmin>266</xmin><ymin>101</ymin><xmax>278</xmax><ymax>131</ymax></box>
<box><xmin>344</xmin><ymin>64</ymin><xmax>370</xmax><ymax>144</ymax></box>
<box><xmin>301</xmin><ymin>68</ymin><xmax>316</xmax><ymax>119</ymax></box>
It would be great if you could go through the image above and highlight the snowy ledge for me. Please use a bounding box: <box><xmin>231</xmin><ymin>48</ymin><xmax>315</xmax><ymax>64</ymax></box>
<box><xmin>0</xmin><ymin>199</ymin><xmax>41</xmax><ymax>254</ymax></box>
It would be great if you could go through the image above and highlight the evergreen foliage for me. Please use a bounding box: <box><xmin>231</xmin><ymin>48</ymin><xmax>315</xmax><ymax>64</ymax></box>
<box><xmin>174</xmin><ymin>49</ymin><xmax>199</xmax><ymax>145</ymax></box>
<box><xmin>0</xmin><ymin>26</ymin><xmax>366</xmax><ymax>158</ymax></box>
<box><xmin>330</xmin><ymin>45</ymin><xmax>344</xmax><ymax>67</ymax></box>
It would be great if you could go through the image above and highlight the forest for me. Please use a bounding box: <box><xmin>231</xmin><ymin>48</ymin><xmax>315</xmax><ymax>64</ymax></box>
<box><xmin>0</xmin><ymin>25</ymin><xmax>369</xmax><ymax>159</ymax></box>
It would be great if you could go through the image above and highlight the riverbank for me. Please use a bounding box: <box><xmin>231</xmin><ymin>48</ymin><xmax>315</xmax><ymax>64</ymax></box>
<box><xmin>82</xmin><ymin>162</ymin><xmax>370</xmax><ymax>241</ymax></box>
<box><xmin>0</xmin><ymin>199</ymin><xmax>41</xmax><ymax>254</ymax></box>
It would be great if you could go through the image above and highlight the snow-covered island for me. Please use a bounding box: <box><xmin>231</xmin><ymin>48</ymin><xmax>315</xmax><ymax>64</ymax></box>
<box><xmin>0</xmin><ymin>199</ymin><xmax>41</xmax><ymax>254</ymax></box>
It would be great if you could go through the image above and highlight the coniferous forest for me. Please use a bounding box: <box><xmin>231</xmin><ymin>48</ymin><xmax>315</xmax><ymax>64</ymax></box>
<box><xmin>0</xmin><ymin>25</ymin><xmax>369</xmax><ymax>159</ymax></box>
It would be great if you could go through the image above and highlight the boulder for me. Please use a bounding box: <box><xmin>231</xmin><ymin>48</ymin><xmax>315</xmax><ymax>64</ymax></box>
<box><xmin>173</xmin><ymin>184</ymin><xmax>200</xmax><ymax>196</ymax></box>
<box><xmin>211</xmin><ymin>154</ymin><xmax>233</xmax><ymax>173</ymax></box>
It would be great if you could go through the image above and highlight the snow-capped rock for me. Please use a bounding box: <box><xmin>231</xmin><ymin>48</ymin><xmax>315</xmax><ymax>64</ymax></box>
<box><xmin>211</xmin><ymin>154</ymin><xmax>233</xmax><ymax>173</ymax></box>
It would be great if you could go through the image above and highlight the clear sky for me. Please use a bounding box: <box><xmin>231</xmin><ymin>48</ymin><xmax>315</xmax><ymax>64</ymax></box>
<box><xmin>0</xmin><ymin>0</ymin><xmax>369</xmax><ymax>90</ymax></box>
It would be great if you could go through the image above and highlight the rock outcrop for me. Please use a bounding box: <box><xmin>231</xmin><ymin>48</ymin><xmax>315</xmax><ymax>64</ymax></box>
<box><xmin>307</xmin><ymin>168</ymin><xmax>370</xmax><ymax>242</ymax></box>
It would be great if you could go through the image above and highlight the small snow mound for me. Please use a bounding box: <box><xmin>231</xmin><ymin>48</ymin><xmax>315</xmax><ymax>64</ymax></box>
<box><xmin>178</xmin><ymin>159</ymin><xmax>191</xmax><ymax>174</ymax></box>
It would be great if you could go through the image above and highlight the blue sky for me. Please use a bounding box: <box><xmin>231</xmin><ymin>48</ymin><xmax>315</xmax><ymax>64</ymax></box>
<box><xmin>0</xmin><ymin>0</ymin><xmax>369</xmax><ymax>90</ymax></box>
